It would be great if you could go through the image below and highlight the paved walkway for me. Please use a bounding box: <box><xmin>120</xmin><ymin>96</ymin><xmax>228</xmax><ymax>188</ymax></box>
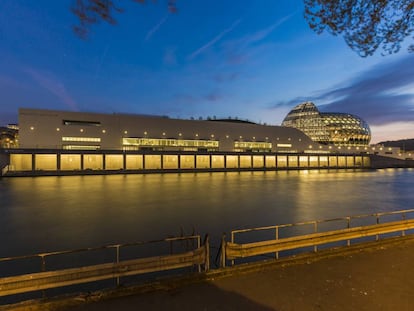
<box><xmin>7</xmin><ymin>236</ymin><xmax>414</xmax><ymax>311</ymax></box>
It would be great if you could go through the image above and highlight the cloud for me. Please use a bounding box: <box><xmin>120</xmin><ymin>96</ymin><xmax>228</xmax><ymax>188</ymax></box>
<box><xmin>205</xmin><ymin>91</ymin><xmax>223</xmax><ymax>102</ymax></box>
<box><xmin>145</xmin><ymin>15</ymin><xmax>169</xmax><ymax>41</ymax></box>
<box><xmin>163</xmin><ymin>47</ymin><xmax>177</xmax><ymax>66</ymax></box>
<box><xmin>213</xmin><ymin>72</ymin><xmax>240</xmax><ymax>83</ymax></box>
<box><xmin>24</xmin><ymin>67</ymin><xmax>78</xmax><ymax>111</ymax></box>
<box><xmin>222</xmin><ymin>12</ymin><xmax>296</xmax><ymax>64</ymax></box>
<box><xmin>188</xmin><ymin>19</ymin><xmax>241</xmax><ymax>60</ymax></box>
<box><xmin>273</xmin><ymin>56</ymin><xmax>414</xmax><ymax>125</ymax></box>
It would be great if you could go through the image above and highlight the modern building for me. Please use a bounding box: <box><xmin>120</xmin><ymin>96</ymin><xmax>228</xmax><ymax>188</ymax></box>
<box><xmin>282</xmin><ymin>102</ymin><xmax>371</xmax><ymax>146</ymax></box>
<box><xmin>0</xmin><ymin>108</ymin><xmax>375</xmax><ymax>176</ymax></box>
<box><xmin>18</xmin><ymin>108</ymin><xmax>318</xmax><ymax>153</ymax></box>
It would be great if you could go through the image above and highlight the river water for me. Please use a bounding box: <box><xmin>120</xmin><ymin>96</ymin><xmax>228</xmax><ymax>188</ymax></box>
<box><xmin>1</xmin><ymin>168</ymin><xmax>413</xmax><ymax>258</ymax></box>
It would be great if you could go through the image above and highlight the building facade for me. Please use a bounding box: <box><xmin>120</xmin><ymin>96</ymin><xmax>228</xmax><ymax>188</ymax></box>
<box><xmin>282</xmin><ymin>102</ymin><xmax>371</xmax><ymax>146</ymax></box>
<box><xmin>18</xmin><ymin>108</ymin><xmax>317</xmax><ymax>153</ymax></box>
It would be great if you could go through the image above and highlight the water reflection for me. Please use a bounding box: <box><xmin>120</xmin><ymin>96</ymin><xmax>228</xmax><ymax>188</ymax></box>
<box><xmin>0</xmin><ymin>169</ymin><xmax>413</xmax><ymax>257</ymax></box>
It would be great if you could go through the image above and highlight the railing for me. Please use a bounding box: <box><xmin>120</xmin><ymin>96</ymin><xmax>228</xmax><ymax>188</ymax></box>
<box><xmin>0</xmin><ymin>235</ymin><xmax>209</xmax><ymax>298</ymax></box>
<box><xmin>221</xmin><ymin>209</ymin><xmax>414</xmax><ymax>267</ymax></box>
<box><xmin>2</xmin><ymin>209</ymin><xmax>414</xmax><ymax>303</ymax></box>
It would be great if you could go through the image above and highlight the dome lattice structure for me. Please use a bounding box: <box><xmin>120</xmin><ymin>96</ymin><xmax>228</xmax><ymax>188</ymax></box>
<box><xmin>282</xmin><ymin>102</ymin><xmax>371</xmax><ymax>146</ymax></box>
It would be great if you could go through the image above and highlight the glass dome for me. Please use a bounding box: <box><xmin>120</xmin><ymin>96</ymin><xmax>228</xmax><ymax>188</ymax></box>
<box><xmin>282</xmin><ymin>102</ymin><xmax>371</xmax><ymax>146</ymax></box>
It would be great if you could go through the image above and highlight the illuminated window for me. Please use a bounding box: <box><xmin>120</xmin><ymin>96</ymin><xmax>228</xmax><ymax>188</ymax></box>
<box><xmin>62</xmin><ymin>137</ymin><xmax>101</xmax><ymax>142</ymax></box>
<box><xmin>276</xmin><ymin>143</ymin><xmax>292</xmax><ymax>148</ymax></box>
<box><xmin>63</xmin><ymin>145</ymin><xmax>100</xmax><ymax>150</ymax></box>
<box><xmin>122</xmin><ymin>138</ymin><xmax>219</xmax><ymax>149</ymax></box>
<box><xmin>234</xmin><ymin>141</ymin><xmax>272</xmax><ymax>150</ymax></box>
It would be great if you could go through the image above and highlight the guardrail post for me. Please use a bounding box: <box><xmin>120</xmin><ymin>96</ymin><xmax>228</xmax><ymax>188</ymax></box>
<box><xmin>40</xmin><ymin>255</ymin><xmax>46</xmax><ymax>298</ymax></box>
<box><xmin>116</xmin><ymin>245</ymin><xmax>120</xmax><ymax>286</ymax></box>
<box><xmin>230</xmin><ymin>231</ymin><xmax>235</xmax><ymax>266</ymax></box>
<box><xmin>204</xmin><ymin>235</ymin><xmax>210</xmax><ymax>272</ymax></box>
<box><xmin>275</xmin><ymin>226</ymin><xmax>279</xmax><ymax>259</ymax></box>
<box><xmin>220</xmin><ymin>233</ymin><xmax>226</xmax><ymax>268</ymax></box>
<box><xmin>347</xmin><ymin>217</ymin><xmax>351</xmax><ymax>246</ymax></box>
<box><xmin>402</xmin><ymin>213</ymin><xmax>406</xmax><ymax>236</ymax></box>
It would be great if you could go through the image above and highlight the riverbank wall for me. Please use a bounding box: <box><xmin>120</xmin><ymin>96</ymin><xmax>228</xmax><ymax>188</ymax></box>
<box><xmin>370</xmin><ymin>154</ymin><xmax>414</xmax><ymax>169</ymax></box>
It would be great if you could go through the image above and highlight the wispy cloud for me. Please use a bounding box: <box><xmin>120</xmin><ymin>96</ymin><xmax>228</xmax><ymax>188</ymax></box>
<box><xmin>222</xmin><ymin>12</ymin><xmax>296</xmax><ymax>64</ymax></box>
<box><xmin>24</xmin><ymin>67</ymin><xmax>78</xmax><ymax>111</ymax></box>
<box><xmin>145</xmin><ymin>15</ymin><xmax>168</xmax><ymax>41</ymax></box>
<box><xmin>272</xmin><ymin>56</ymin><xmax>414</xmax><ymax>125</ymax></box>
<box><xmin>188</xmin><ymin>19</ymin><xmax>241</xmax><ymax>60</ymax></box>
<box><xmin>163</xmin><ymin>47</ymin><xmax>177</xmax><ymax>66</ymax></box>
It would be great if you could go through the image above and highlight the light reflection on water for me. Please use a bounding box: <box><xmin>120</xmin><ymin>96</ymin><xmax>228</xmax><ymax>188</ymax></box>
<box><xmin>0</xmin><ymin>168</ymin><xmax>413</xmax><ymax>257</ymax></box>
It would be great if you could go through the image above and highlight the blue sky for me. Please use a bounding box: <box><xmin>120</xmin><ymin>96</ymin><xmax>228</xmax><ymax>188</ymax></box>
<box><xmin>1</xmin><ymin>0</ymin><xmax>413</xmax><ymax>143</ymax></box>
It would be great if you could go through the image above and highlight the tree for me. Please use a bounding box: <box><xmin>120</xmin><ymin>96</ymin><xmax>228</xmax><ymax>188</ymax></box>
<box><xmin>304</xmin><ymin>0</ymin><xmax>414</xmax><ymax>56</ymax></box>
<box><xmin>71</xmin><ymin>0</ymin><xmax>177</xmax><ymax>39</ymax></box>
<box><xmin>72</xmin><ymin>0</ymin><xmax>414</xmax><ymax>57</ymax></box>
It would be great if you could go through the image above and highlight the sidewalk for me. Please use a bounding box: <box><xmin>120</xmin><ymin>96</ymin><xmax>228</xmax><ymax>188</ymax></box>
<box><xmin>7</xmin><ymin>236</ymin><xmax>414</xmax><ymax>311</ymax></box>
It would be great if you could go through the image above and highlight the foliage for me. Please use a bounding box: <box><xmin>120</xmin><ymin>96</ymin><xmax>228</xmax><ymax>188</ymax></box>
<box><xmin>71</xmin><ymin>0</ymin><xmax>177</xmax><ymax>39</ymax></box>
<box><xmin>304</xmin><ymin>0</ymin><xmax>414</xmax><ymax>56</ymax></box>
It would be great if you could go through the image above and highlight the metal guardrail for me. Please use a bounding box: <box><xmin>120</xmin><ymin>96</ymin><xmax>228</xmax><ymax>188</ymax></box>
<box><xmin>2</xmin><ymin>210</ymin><xmax>414</xmax><ymax>302</ymax></box>
<box><xmin>0</xmin><ymin>235</ymin><xmax>209</xmax><ymax>298</ymax></box>
<box><xmin>221</xmin><ymin>209</ymin><xmax>414</xmax><ymax>267</ymax></box>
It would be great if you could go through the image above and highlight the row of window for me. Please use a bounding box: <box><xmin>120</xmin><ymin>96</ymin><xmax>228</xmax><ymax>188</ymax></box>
<box><xmin>62</xmin><ymin>137</ymin><xmax>101</xmax><ymax>142</ymax></box>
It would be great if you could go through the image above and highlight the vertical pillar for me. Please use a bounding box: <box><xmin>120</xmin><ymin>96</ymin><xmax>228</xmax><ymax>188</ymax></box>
<box><xmin>80</xmin><ymin>154</ymin><xmax>84</xmax><ymax>170</ymax></box>
<box><xmin>57</xmin><ymin>153</ymin><xmax>61</xmax><ymax>171</ymax></box>
<box><xmin>31</xmin><ymin>153</ymin><xmax>35</xmax><ymax>172</ymax></box>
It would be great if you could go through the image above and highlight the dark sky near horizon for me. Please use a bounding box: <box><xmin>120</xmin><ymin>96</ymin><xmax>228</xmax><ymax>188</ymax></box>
<box><xmin>0</xmin><ymin>0</ymin><xmax>413</xmax><ymax>142</ymax></box>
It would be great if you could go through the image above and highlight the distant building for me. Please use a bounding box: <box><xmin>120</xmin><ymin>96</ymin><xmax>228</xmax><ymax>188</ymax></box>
<box><xmin>0</xmin><ymin>126</ymin><xmax>18</xmax><ymax>149</ymax></box>
<box><xmin>282</xmin><ymin>102</ymin><xmax>371</xmax><ymax>146</ymax></box>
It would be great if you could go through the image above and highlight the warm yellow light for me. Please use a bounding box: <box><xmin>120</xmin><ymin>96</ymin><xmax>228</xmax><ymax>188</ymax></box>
<box><xmin>144</xmin><ymin>131</ymin><xmax>148</xmax><ymax>135</ymax></box>
<box><xmin>338</xmin><ymin>146</ymin><xmax>342</xmax><ymax>149</ymax></box>
<box><xmin>30</xmin><ymin>126</ymin><xmax>34</xmax><ymax>130</ymax></box>
<box><xmin>309</xmin><ymin>145</ymin><xmax>312</xmax><ymax>148</ymax></box>
<box><xmin>162</xmin><ymin>132</ymin><xmax>166</xmax><ymax>136</ymax></box>
<box><xmin>56</xmin><ymin>128</ymin><xmax>60</xmax><ymax>131</ymax></box>
<box><xmin>124</xmin><ymin>130</ymin><xmax>127</xmax><ymax>134</ymax></box>
<box><xmin>179</xmin><ymin>133</ymin><xmax>182</xmax><ymax>136</ymax></box>
<box><xmin>80</xmin><ymin>129</ymin><xmax>84</xmax><ymax>132</ymax></box>
<box><xmin>195</xmin><ymin>133</ymin><xmax>199</xmax><ymax>137</ymax></box>
<box><xmin>102</xmin><ymin>129</ymin><xmax>106</xmax><ymax>133</ymax></box>
<box><xmin>226</xmin><ymin>135</ymin><xmax>229</xmax><ymax>138</ymax></box>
